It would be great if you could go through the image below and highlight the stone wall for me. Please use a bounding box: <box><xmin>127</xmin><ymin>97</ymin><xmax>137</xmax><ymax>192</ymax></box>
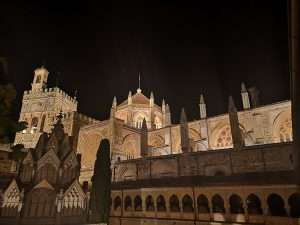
<box><xmin>113</xmin><ymin>142</ymin><xmax>294</xmax><ymax>183</ymax></box>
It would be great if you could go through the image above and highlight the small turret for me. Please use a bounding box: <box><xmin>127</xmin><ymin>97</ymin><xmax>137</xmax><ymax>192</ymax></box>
<box><xmin>128</xmin><ymin>91</ymin><xmax>132</xmax><ymax>105</ymax></box>
<box><xmin>31</xmin><ymin>66</ymin><xmax>49</xmax><ymax>91</ymax></box>
<box><xmin>163</xmin><ymin>104</ymin><xmax>171</xmax><ymax>126</ymax></box>
<box><xmin>241</xmin><ymin>82</ymin><xmax>250</xmax><ymax>110</ymax></box>
<box><xmin>110</xmin><ymin>96</ymin><xmax>117</xmax><ymax>118</ymax></box>
<box><xmin>150</xmin><ymin>91</ymin><xmax>154</xmax><ymax>107</ymax></box>
<box><xmin>199</xmin><ymin>94</ymin><xmax>207</xmax><ymax>119</ymax></box>
<box><xmin>112</xmin><ymin>96</ymin><xmax>117</xmax><ymax>109</ymax></box>
<box><xmin>162</xmin><ymin>99</ymin><xmax>166</xmax><ymax>112</ymax></box>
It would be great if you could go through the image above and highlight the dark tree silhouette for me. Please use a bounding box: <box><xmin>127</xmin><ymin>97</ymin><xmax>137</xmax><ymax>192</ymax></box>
<box><xmin>90</xmin><ymin>139</ymin><xmax>111</xmax><ymax>223</ymax></box>
<box><xmin>0</xmin><ymin>84</ymin><xmax>27</xmax><ymax>144</ymax></box>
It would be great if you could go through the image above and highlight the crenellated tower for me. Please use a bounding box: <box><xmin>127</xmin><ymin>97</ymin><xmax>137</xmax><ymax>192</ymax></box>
<box><xmin>14</xmin><ymin>66</ymin><xmax>96</xmax><ymax>149</ymax></box>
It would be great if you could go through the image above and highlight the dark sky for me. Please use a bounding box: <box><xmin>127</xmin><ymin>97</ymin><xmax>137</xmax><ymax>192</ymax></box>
<box><xmin>0</xmin><ymin>1</ymin><xmax>290</xmax><ymax>122</ymax></box>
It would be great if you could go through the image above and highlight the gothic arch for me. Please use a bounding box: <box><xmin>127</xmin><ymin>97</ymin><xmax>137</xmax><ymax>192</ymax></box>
<box><xmin>169</xmin><ymin>195</ymin><xmax>180</xmax><ymax>212</ymax></box>
<box><xmin>154</xmin><ymin>116</ymin><xmax>162</xmax><ymax>129</ymax></box>
<box><xmin>122</xmin><ymin>134</ymin><xmax>139</xmax><ymax>159</ymax></box>
<box><xmin>267</xmin><ymin>193</ymin><xmax>287</xmax><ymax>217</ymax></box>
<box><xmin>197</xmin><ymin>194</ymin><xmax>209</xmax><ymax>213</ymax></box>
<box><xmin>246</xmin><ymin>194</ymin><xmax>262</xmax><ymax>215</ymax></box>
<box><xmin>149</xmin><ymin>134</ymin><xmax>165</xmax><ymax>148</ymax></box>
<box><xmin>78</xmin><ymin>129</ymin><xmax>109</xmax><ymax>170</ymax></box>
<box><xmin>212</xmin><ymin>194</ymin><xmax>225</xmax><ymax>213</ymax></box>
<box><xmin>229</xmin><ymin>194</ymin><xmax>244</xmax><ymax>214</ymax></box>
<box><xmin>288</xmin><ymin>193</ymin><xmax>300</xmax><ymax>218</ymax></box>
<box><xmin>133</xmin><ymin>112</ymin><xmax>148</xmax><ymax>129</ymax></box>
<box><xmin>114</xmin><ymin>196</ymin><xmax>122</xmax><ymax>210</ymax></box>
<box><xmin>272</xmin><ymin>110</ymin><xmax>292</xmax><ymax>143</ymax></box>
<box><xmin>211</xmin><ymin>123</ymin><xmax>233</xmax><ymax>149</ymax></box>
<box><xmin>182</xmin><ymin>194</ymin><xmax>194</xmax><ymax>212</ymax></box>
<box><xmin>156</xmin><ymin>195</ymin><xmax>166</xmax><ymax>212</ymax></box>
<box><xmin>134</xmin><ymin>195</ymin><xmax>142</xmax><ymax>211</ymax></box>
<box><xmin>124</xmin><ymin>196</ymin><xmax>132</xmax><ymax>211</ymax></box>
<box><xmin>146</xmin><ymin>195</ymin><xmax>154</xmax><ymax>211</ymax></box>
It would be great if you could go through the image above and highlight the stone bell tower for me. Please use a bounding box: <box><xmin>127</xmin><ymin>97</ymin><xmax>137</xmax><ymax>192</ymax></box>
<box><xmin>31</xmin><ymin>66</ymin><xmax>49</xmax><ymax>91</ymax></box>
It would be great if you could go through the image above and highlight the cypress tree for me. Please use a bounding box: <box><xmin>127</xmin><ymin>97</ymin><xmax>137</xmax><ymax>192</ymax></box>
<box><xmin>90</xmin><ymin>139</ymin><xmax>111</xmax><ymax>223</ymax></box>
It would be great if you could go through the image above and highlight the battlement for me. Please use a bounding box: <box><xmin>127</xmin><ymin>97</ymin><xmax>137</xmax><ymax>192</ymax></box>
<box><xmin>23</xmin><ymin>87</ymin><xmax>78</xmax><ymax>104</ymax></box>
<box><xmin>61</xmin><ymin>111</ymin><xmax>98</xmax><ymax>124</ymax></box>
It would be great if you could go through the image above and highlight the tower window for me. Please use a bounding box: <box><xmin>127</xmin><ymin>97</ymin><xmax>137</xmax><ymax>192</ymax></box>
<box><xmin>36</xmin><ymin>75</ymin><xmax>41</xmax><ymax>83</ymax></box>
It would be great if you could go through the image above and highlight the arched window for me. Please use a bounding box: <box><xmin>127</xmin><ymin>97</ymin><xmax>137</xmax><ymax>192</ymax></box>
<box><xmin>135</xmin><ymin>116</ymin><xmax>145</xmax><ymax>129</ymax></box>
<box><xmin>267</xmin><ymin>194</ymin><xmax>287</xmax><ymax>217</ymax></box>
<box><xmin>197</xmin><ymin>195</ymin><xmax>209</xmax><ymax>213</ymax></box>
<box><xmin>154</xmin><ymin>116</ymin><xmax>162</xmax><ymax>129</ymax></box>
<box><xmin>288</xmin><ymin>193</ymin><xmax>300</xmax><ymax>218</ymax></box>
<box><xmin>169</xmin><ymin>195</ymin><xmax>180</xmax><ymax>212</ymax></box>
<box><xmin>182</xmin><ymin>195</ymin><xmax>194</xmax><ymax>213</ymax></box>
<box><xmin>124</xmin><ymin>196</ymin><xmax>132</xmax><ymax>211</ymax></box>
<box><xmin>212</xmin><ymin>194</ymin><xmax>225</xmax><ymax>213</ymax></box>
<box><xmin>36</xmin><ymin>75</ymin><xmax>41</xmax><ymax>83</ymax></box>
<box><xmin>146</xmin><ymin>195</ymin><xmax>154</xmax><ymax>211</ymax></box>
<box><xmin>134</xmin><ymin>195</ymin><xmax>142</xmax><ymax>211</ymax></box>
<box><xmin>156</xmin><ymin>195</ymin><xmax>166</xmax><ymax>212</ymax></box>
<box><xmin>114</xmin><ymin>196</ymin><xmax>122</xmax><ymax>210</ymax></box>
<box><xmin>246</xmin><ymin>194</ymin><xmax>262</xmax><ymax>215</ymax></box>
<box><xmin>229</xmin><ymin>194</ymin><xmax>244</xmax><ymax>214</ymax></box>
<box><xmin>31</xmin><ymin>117</ymin><xmax>39</xmax><ymax>133</ymax></box>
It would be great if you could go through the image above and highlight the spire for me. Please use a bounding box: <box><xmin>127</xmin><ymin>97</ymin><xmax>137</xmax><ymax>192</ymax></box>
<box><xmin>112</xmin><ymin>96</ymin><xmax>117</xmax><ymax>108</ymax></box>
<box><xmin>164</xmin><ymin>103</ymin><xmax>171</xmax><ymax>126</ymax></box>
<box><xmin>110</xmin><ymin>96</ymin><xmax>117</xmax><ymax>118</ymax></box>
<box><xmin>128</xmin><ymin>91</ymin><xmax>132</xmax><ymax>105</ymax></box>
<box><xmin>166</xmin><ymin>104</ymin><xmax>170</xmax><ymax>113</ymax></box>
<box><xmin>241</xmin><ymin>82</ymin><xmax>247</xmax><ymax>93</ymax></box>
<box><xmin>200</xmin><ymin>94</ymin><xmax>205</xmax><ymax>104</ymax></box>
<box><xmin>162</xmin><ymin>99</ymin><xmax>166</xmax><ymax>112</ymax></box>
<box><xmin>180</xmin><ymin>108</ymin><xmax>190</xmax><ymax>153</ymax></box>
<box><xmin>228</xmin><ymin>96</ymin><xmax>244</xmax><ymax>150</ymax></box>
<box><xmin>241</xmin><ymin>82</ymin><xmax>250</xmax><ymax>110</ymax></box>
<box><xmin>180</xmin><ymin>108</ymin><xmax>187</xmax><ymax>124</ymax></box>
<box><xmin>137</xmin><ymin>72</ymin><xmax>142</xmax><ymax>93</ymax></box>
<box><xmin>199</xmin><ymin>94</ymin><xmax>207</xmax><ymax>119</ymax></box>
<box><xmin>150</xmin><ymin>91</ymin><xmax>154</xmax><ymax>107</ymax></box>
<box><xmin>74</xmin><ymin>89</ymin><xmax>78</xmax><ymax>100</ymax></box>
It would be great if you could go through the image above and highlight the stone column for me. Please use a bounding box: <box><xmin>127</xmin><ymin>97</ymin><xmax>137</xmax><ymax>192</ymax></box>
<box><xmin>224</xmin><ymin>196</ymin><xmax>231</xmax><ymax>221</ymax></box>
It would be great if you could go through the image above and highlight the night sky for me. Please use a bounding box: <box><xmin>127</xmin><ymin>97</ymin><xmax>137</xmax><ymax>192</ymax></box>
<box><xmin>0</xmin><ymin>1</ymin><xmax>290</xmax><ymax>122</ymax></box>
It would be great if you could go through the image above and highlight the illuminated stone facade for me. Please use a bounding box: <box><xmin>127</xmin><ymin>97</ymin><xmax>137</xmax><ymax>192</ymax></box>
<box><xmin>14</xmin><ymin>66</ymin><xmax>97</xmax><ymax>149</ymax></box>
<box><xmin>78</xmin><ymin>84</ymin><xmax>292</xmax><ymax>184</ymax></box>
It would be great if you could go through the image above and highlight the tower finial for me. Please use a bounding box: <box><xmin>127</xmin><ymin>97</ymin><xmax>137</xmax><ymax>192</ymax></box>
<box><xmin>139</xmin><ymin>72</ymin><xmax>141</xmax><ymax>89</ymax></box>
<box><xmin>137</xmin><ymin>72</ymin><xmax>142</xmax><ymax>93</ymax></box>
